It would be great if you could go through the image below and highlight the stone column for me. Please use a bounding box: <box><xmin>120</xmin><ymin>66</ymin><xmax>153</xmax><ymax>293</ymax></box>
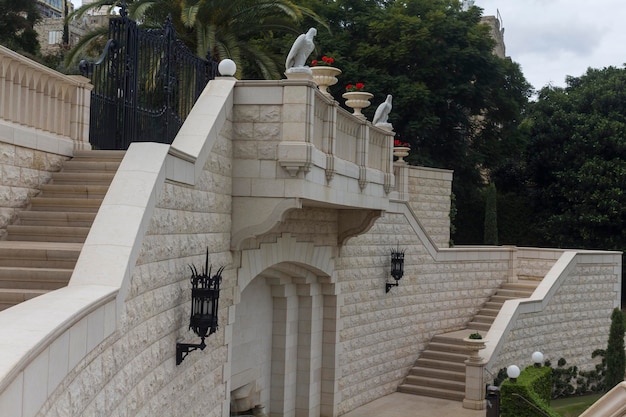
<box><xmin>463</xmin><ymin>359</ymin><xmax>487</xmax><ymax>410</ymax></box>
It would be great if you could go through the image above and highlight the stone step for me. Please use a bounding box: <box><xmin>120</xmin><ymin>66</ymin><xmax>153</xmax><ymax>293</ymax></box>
<box><xmin>0</xmin><ymin>242</ymin><xmax>81</xmax><ymax>269</ymax></box>
<box><xmin>428</xmin><ymin>341</ymin><xmax>469</xmax><ymax>354</ymax></box>
<box><xmin>29</xmin><ymin>197</ymin><xmax>103</xmax><ymax>212</ymax></box>
<box><xmin>408</xmin><ymin>366</ymin><xmax>465</xmax><ymax>382</ymax></box>
<box><xmin>73</xmin><ymin>150</ymin><xmax>126</xmax><ymax>161</ymax></box>
<box><xmin>414</xmin><ymin>358</ymin><xmax>465</xmax><ymax>373</ymax></box>
<box><xmin>476</xmin><ymin>308</ymin><xmax>499</xmax><ymax>317</ymax></box>
<box><xmin>421</xmin><ymin>350</ymin><xmax>468</xmax><ymax>363</ymax></box>
<box><xmin>397</xmin><ymin>384</ymin><xmax>465</xmax><ymax>401</ymax></box>
<box><xmin>472</xmin><ymin>315</ymin><xmax>495</xmax><ymax>324</ymax></box>
<box><xmin>0</xmin><ymin>288</ymin><xmax>48</xmax><ymax>311</ymax></box>
<box><xmin>489</xmin><ymin>294</ymin><xmax>519</xmax><ymax>304</ymax></box>
<box><xmin>61</xmin><ymin>160</ymin><xmax>121</xmax><ymax>172</ymax></box>
<box><xmin>0</xmin><ymin>267</ymin><xmax>71</xmax><ymax>290</ymax></box>
<box><xmin>17</xmin><ymin>211</ymin><xmax>96</xmax><ymax>227</ymax></box>
<box><xmin>502</xmin><ymin>280</ymin><xmax>539</xmax><ymax>290</ymax></box>
<box><xmin>6</xmin><ymin>225</ymin><xmax>89</xmax><ymax>243</ymax></box>
<box><xmin>496</xmin><ymin>288</ymin><xmax>534</xmax><ymax>298</ymax></box>
<box><xmin>484</xmin><ymin>301</ymin><xmax>505</xmax><ymax>310</ymax></box>
<box><xmin>50</xmin><ymin>171</ymin><xmax>116</xmax><ymax>185</ymax></box>
<box><xmin>466</xmin><ymin>322</ymin><xmax>491</xmax><ymax>332</ymax></box>
<box><xmin>431</xmin><ymin>334</ymin><xmax>466</xmax><ymax>346</ymax></box>
<box><xmin>403</xmin><ymin>375</ymin><xmax>465</xmax><ymax>392</ymax></box>
<box><xmin>39</xmin><ymin>184</ymin><xmax>110</xmax><ymax>199</ymax></box>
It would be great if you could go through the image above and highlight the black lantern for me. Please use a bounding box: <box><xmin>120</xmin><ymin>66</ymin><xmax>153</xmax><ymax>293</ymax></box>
<box><xmin>386</xmin><ymin>246</ymin><xmax>405</xmax><ymax>293</ymax></box>
<box><xmin>176</xmin><ymin>250</ymin><xmax>223</xmax><ymax>365</ymax></box>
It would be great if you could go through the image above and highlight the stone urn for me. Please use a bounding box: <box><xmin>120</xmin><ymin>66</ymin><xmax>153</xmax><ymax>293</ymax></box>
<box><xmin>463</xmin><ymin>336</ymin><xmax>487</xmax><ymax>363</ymax></box>
<box><xmin>393</xmin><ymin>146</ymin><xmax>410</xmax><ymax>163</ymax></box>
<box><xmin>342</xmin><ymin>91</ymin><xmax>374</xmax><ymax>120</ymax></box>
<box><xmin>311</xmin><ymin>66</ymin><xmax>342</xmax><ymax>98</ymax></box>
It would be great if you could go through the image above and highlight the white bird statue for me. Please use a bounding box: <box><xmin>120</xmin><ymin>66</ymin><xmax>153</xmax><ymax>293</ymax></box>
<box><xmin>285</xmin><ymin>28</ymin><xmax>317</xmax><ymax>71</ymax></box>
<box><xmin>373</xmin><ymin>95</ymin><xmax>393</xmax><ymax>126</ymax></box>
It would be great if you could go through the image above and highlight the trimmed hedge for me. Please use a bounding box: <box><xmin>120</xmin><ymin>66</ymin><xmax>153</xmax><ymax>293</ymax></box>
<box><xmin>500</xmin><ymin>366</ymin><xmax>560</xmax><ymax>417</ymax></box>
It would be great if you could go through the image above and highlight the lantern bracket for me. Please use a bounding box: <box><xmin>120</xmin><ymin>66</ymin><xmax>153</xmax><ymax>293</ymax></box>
<box><xmin>176</xmin><ymin>337</ymin><xmax>206</xmax><ymax>365</ymax></box>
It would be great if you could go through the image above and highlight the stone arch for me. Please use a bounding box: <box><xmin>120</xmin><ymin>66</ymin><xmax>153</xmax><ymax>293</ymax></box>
<box><xmin>231</xmin><ymin>233</ymin><xmax>340</xmax><ymax>417</ymax></box>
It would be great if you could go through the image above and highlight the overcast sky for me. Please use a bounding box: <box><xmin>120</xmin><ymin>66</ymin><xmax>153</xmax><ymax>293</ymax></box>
<box><xmin>476</xmin><ymin>0</ymin><xmax>626</xmax><ymax>90</ymax></box>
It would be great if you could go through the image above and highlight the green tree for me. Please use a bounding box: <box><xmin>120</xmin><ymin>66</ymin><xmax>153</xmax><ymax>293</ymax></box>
<box><xmin>0</xmin><ymin>0</ymin><xmax>41</xmax><ymax>55</ymax></box>
<box><xmin>605</xmin><ymin>308</ymin><xmax>625</xmax><ymax>391</ymax></box>
<box><xmin>523</xmin><ymin>66</ymin><xmax>626</xmax><ymax>249</ymax></box>
<box><xmin>483</xmin><ymin>182</ymin><xmax>498</xmax><ymax>245</ymax></box>
<box><xmin>299</xmin><ymin>0</ymin><xmax>532</xmax><ymax>244</ymax></box>
<box><xmin>67</xmin><ymin>0</ymin><xmax>324</xmax><ymax>79</ymax></box>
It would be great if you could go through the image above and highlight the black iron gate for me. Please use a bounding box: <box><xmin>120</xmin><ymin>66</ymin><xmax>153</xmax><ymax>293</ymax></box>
<box><xmin>80</xmin><ymin>2</ymin><xmax>218</xmax><ymax>150</ymax></box>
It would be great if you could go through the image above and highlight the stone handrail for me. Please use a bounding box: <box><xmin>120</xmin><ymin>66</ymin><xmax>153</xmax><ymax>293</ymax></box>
<box><xmin>579</xmin><ymin>381</ymin><xmax>626</xmax><ymax>416</ymax></box>
<box><xmin>0</xmin><ymin>45</ymin><xmax>92</xmax><ymax>148</ymax></box>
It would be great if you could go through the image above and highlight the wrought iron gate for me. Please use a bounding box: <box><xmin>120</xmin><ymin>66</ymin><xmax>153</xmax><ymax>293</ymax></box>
<box><xmin>80</xmin><ymin>3</ymin><xmax>218</xmax><ymax>150</ymax></box>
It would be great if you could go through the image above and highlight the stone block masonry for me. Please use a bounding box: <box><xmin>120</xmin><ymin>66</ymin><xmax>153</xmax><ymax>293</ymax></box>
<box><xmin>0</xmin><ymin>142</ymin><xmax>67</xmax><ymax>239</ymax></box>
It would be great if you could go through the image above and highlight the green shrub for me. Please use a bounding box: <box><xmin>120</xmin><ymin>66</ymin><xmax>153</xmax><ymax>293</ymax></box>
<box><xmin>605</xmin><ymin>307</ymin><xmax>625</xmax><ymax>391</ymax></box>
<box><xmin>500</xmin><ymin>366</ymin><xmax>560</xmax><ymax>417</ymax></box>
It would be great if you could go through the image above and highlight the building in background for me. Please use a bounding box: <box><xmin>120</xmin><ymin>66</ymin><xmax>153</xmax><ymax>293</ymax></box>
<box><xmin>34</xmin><ymin>0</ymin><xmax>111</xmax><ymax>55</ymax></box>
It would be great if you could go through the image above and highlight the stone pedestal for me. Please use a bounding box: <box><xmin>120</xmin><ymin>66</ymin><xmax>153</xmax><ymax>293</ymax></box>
<box><xmin>463</xmin><ymin>359</ymin><xmax>487</xmax><ymax>410</ymax></box>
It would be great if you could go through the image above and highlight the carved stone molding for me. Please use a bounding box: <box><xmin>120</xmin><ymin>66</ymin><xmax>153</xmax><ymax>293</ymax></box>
<box><xmin>337</xmin><ymin>209</ymin><xmax>383</xmax><ymax>246</ymax></box>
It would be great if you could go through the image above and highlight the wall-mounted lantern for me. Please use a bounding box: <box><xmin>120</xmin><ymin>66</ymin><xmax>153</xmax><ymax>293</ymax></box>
<box><xmin>176</xmin><ymin>250</ymin><xmax>224</xmax><ymax>365</ymax></box>
<box><xmin>386</xmin><ymin>246</ymin><xmax>405</xmax><ymax>293</ymax></box>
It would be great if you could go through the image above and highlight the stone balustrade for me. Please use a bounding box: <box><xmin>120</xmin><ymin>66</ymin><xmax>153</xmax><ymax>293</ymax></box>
<box><xmin>0</xmin><ymin>45</ymin><xmax>92</xmax><ymax>148</ymax></box>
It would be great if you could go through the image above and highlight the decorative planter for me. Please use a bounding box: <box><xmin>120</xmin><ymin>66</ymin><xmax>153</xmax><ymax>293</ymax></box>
<box><xmin>342</xmin><ymin>91</ymin><xmax>374</xmax><ymax>120</ymax></box>
<box><xmin>311</xmin><ymin>66</ymin><xmax>342</xmax><ymax>98</ymax></box>
<box><xmin>393</xmin><ymin>146</ymin><xmax>410</xmax><ymax>163</ymax></box>
<box><xmin>463</xmin><ymin>337</ymin><xmax>487</xmax><ymax>363</ymax></box>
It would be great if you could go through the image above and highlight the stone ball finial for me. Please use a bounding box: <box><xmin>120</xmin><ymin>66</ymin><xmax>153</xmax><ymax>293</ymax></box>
<box><xmin>218</xmin><ymin>59</ymin><xmax>237</xmax><ymax>77</ymax></box>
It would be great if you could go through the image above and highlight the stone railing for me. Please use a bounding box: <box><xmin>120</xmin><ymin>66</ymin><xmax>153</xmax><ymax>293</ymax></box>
<box><xmin>579</xmin><ymin>381</ymin><xmax>626</xmax><ymax>417</ymax></box>
<box><xmin>0</xmin><ymin>45</ymin><xmax>92</xmax><ymax>148</ymax></box>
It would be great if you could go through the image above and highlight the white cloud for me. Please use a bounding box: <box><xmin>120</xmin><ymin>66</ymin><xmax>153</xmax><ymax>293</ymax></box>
<box><xmin>476</xmin><ymin>0</ymin><xmax>626</xmax><ymax>89</ymax></box>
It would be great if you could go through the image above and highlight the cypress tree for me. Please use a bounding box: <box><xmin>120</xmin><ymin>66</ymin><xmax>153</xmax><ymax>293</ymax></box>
<box><xmin>605</xmin><ymin>308</ymin><xmax>625</xmax><ymax>391</ymax></box>
<box><xmin>483</xmin><ymin>183</ymin><xmax>498</xmax><ymax>245</ymax></box>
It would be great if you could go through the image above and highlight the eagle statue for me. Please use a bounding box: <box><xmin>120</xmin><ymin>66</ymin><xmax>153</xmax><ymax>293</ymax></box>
<box><xmin>285</xmin><ymin>28</ymin><xmax>317</xmax><ymax>71</ymax></box>
<box><xmin>373</xmin><ymin>95</ymin><xmax>393</xmax><ymax>126</ymax></box>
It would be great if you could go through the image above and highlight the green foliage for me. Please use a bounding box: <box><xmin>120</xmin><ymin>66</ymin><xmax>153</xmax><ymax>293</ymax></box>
<box><xmin>297</xmin><ymin>0</ymin><xmax>532</xmax><ymax>244</ymax></box>
<box><xmin>0</xmin><ymin>0</ymin><xmax>41</xmax><ymax>55</ymax></box>
<box><xmin>520</xmin><ymin>66</ymin><xmax>626</xmax><ymax>250</ymax></box>
<box><xmin>605</xmin><ymin>308</ymin><xmax>625</xmax><ymax>391</ymax></box>
<box><xmin>500</xmin><ymin>366</ymin><xmax>560</xmax><ymax>417</ymax></box>
<box><xmin>483</xmin><ymin>183</ymin><xmax>498</xmax><ymax>245</ymax></box>
<box><xmin>67</xmin><ymin>0</ymin><xmax>325</xmax><ymax>79</ymax></box>
<box><xmin>545</xmin><ymin>353</ymin><xmax>607</xmax><ymax>399</ymax></box>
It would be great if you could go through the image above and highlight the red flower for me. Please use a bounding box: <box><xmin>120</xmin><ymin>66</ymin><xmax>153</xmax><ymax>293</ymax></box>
<box><xmin>394</xmin><ymin>139</ymin><xmax>410</xmax><ymax>147</ymax></box>
<box><xmin>311</xmin><ymin>55</ymin><xmax>335</xmax><ymax>66</ymax></box>
<box><xmin>345</xmin><ymin>83</ymin><xmax>365</xmax><ymax>92</ymax></box>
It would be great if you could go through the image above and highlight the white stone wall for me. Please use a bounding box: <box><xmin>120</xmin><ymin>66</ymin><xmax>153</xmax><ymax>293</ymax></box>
<box><xmin>35</xmin><ymin>120</ymin><xmax>234</xmax><ymax>417</ymax></box>
<box><xmin>407</xmin><ymin>166</ymin><xmax>453</xmax><ymax>248</ymax></box>
<box><xmin>335</xmin><ymin>211</ymin><xmax>510</xmax><ymax>414</ymax></box>
<box><xmin>231</xmin><ymin>276</ymin><xmax>274</xmax><ymax>409</ymax></box>
<box><xmin>0</xmin><ymin>142</ymin><xmax>67</xmax><ymax>239</ymax></box>
<box><xmin>489</xmin><ymin>253</ymin><xmax>621</xmax><ymax>377</ymax></box>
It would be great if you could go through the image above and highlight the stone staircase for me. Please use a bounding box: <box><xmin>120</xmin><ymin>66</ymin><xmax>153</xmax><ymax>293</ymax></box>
<box><xmin>0</xmin><ymin>150</ymin><xmax>124</xmax><ymax>311</ymax></box>
<box><xmin>397</xmin><ymin>278</ymin><xmax>541</xmax><ymax>400</ymax></box>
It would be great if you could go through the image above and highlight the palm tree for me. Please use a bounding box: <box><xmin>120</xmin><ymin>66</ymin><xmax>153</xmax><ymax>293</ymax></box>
<box><xmin>66</xmin><ymin>0</ymin><xmax>326</xmax><ymax>79</ymax></box>
<box><xmin>179</xmin><ymin>0</ymin><xmax>325</xmax><ymax>78</ymax></box>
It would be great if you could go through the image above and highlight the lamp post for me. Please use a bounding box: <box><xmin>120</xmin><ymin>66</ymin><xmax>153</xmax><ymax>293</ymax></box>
<box><xmin>507</xmin><ymin>365</ymin><xmax>520</xmax><ymax>383</ymax></box>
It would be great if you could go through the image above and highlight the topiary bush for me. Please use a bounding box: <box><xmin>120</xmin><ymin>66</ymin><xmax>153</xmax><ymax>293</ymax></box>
<box><xmin>500</xmin><ymin>365</ymin><xmax>560</xmax><ymax>417</ymax></box>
